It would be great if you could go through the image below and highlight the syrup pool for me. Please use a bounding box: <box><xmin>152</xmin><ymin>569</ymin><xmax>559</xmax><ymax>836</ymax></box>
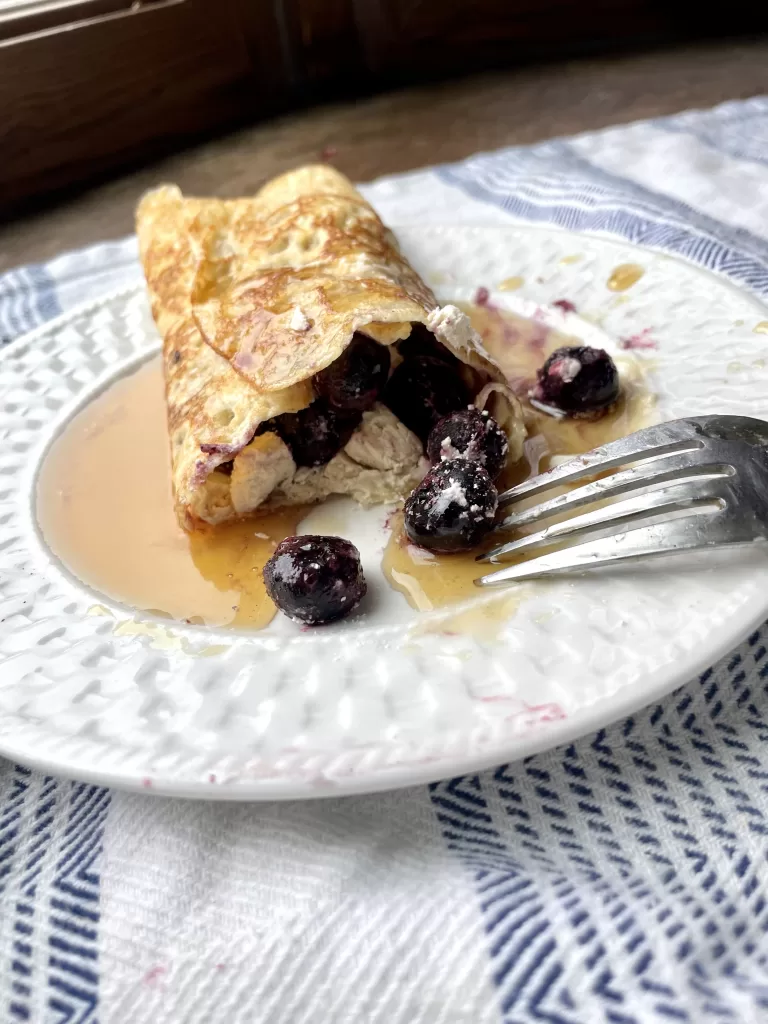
<box><xmin>36</xmin><ymin>358</ymin><xmax>308</xmax><ymax>629</ymax></box>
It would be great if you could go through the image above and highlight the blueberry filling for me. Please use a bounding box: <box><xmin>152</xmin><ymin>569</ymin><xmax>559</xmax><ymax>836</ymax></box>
<box><xmin>272</xmin><ymin>400</ymin><xmax>362</xmax><ymax>467</ymax></box>
<box><xmin>397</xmin><ymin>322</ymin><xmax>459</xmax><ymax>365</ymax></box>
<box><xmin>383</xmin><ymin>356</ymin><xmax>470</xmax><ymax>442</ymax></box>
<box><xmin>314</xmin><ymin>333</ymin><xmax>390</xmax><ymax>412</ymax></box>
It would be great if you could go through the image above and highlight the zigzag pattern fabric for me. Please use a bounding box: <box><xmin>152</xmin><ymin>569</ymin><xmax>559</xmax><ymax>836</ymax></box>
<box><xmin>1</xmin><ymin>96</ymin><xmax>768</xmax><ymax>1023</ymax></box>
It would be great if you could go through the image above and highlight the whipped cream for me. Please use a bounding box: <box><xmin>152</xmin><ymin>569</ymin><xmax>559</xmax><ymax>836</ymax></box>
<box><xmin>426</xmin><ymin>303</ymin><xmax>494</xmax><ymax>363</ymax></box>
<box><xmin>426</xmin><ymin>304</ymin><xmax>477</xmax><ymax>351</ymax></box>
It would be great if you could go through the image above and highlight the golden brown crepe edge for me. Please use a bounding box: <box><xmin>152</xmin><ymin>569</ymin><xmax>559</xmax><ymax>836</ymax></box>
<box><xmin>136</xmin><ymin>186</ymin><xmax>312</xmax><ymax>531</ymax></box>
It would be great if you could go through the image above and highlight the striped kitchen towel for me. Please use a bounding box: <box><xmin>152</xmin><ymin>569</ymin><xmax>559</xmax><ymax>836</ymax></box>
<box><xmin>1</xmin><ymin>97</ymin><xmax>768</xmax><ymax>1024</ymax></box>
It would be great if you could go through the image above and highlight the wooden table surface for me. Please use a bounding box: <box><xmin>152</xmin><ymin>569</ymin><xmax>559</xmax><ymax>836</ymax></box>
<box><xmin>1</xmin><ymin>40</ymin><xmax>766</xmax><ymax>274</ymax></box>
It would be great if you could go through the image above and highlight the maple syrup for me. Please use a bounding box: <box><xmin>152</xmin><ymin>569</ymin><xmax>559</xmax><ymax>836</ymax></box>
<box><xmin>497</xmin><ymin>276</ymin><xmax>524</xmax><ymax>292</ymax></box>
<box><xmin>606</xmin><ymin>263</ymin><xmax>645</xmax><ymax>292</ymax></box>
<box><xmin>381</xmin><ymin>301</ymin><xmax>655</xmax><ymax>611</ymax></box>
<box><xmin>36</xmin><ymin>358</ymin><xmax>307</xmax><ymax>629</ymax></box>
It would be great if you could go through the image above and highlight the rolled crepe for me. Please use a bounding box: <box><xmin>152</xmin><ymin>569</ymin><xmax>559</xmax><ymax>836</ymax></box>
<box><xmin>136</xmin><ymin>166</ymin><xmax>525</xmax><ymax>530</ymax></box>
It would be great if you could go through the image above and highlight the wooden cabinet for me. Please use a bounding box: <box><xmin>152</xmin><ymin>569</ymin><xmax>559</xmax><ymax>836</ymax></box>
<box><xmin>354</xmin><ymin>0</ymin><xmax>668</xmax><ymax>76</ymax></box>
<box><xmin>279</xmin><ymin>0</ymin><xmax>765</xmax><ymax>84</ymax></box>
<box><xmin>1</xmin><ymin>0</ymin><xmax>766</xmax><ymax>211</ymax></box>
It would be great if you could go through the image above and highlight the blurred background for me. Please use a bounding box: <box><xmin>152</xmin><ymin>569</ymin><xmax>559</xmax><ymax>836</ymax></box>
<box><xmin>1</xmin><ymin>0</ymin><xmax>767</xmax><ymax>268</ymax></box>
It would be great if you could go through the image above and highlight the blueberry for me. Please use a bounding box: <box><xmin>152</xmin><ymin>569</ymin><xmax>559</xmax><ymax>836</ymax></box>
<box><xmin>383</xmin><ymin>356</ymin><xmax>470</xmax><ymax>442</ymax></box>
<box><xmin>427</xmin><ymin>407</ymin><xmax>509</xmax><ymax>480</ymax></box>
<box><xmin>273</xmin><ymin>400</ymin><xmax>361</xmax><ymax>467</ymax></box>
<box><xmin>263</xmin><ymin>535</ymin><xmax>366</xmax><ymax>625</ymax></box>
<box><xmin>404</xmin><ymin>458</ymin><xmax>498</xmax><ymax>553</ymax></box>
<box><xmin>397</xmin><ymin>322</ymin><xmax>458</xmax><ymax>365</ymax></box>
<box><xmin>314</xmin><ymin>333</ymin><xmax>391</xmax><ymax>411</ymax></box>
<box><xmin>531</xmin><ymin>346</ymin><xmax>619</xmax><ymax>416</ymax></box>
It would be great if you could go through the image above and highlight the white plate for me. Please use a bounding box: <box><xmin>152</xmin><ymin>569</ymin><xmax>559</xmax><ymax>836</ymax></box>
<box><xmin>2</xmin><ymin>224</ymin><xmax>768</xmax><ymax>799</ymax></box>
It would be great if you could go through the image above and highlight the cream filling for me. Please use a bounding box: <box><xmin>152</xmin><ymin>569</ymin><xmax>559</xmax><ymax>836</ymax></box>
<box><xmin>191</xmin><ymin>403</ymin><xmax>426</xmax><ymax>524</ymax></box>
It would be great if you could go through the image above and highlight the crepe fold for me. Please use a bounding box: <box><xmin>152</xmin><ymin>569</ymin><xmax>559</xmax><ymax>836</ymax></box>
<box><xmin>136</xmin><ymin>166</ymin><xmax>525</xmax><ymax>530</ymax></box>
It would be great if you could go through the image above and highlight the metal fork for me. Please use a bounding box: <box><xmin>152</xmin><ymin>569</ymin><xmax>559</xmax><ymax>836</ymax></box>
<box><xmin>475</xmin><ymin>415</ymin><xmax>768</xmax><ymax>588</ymax></box>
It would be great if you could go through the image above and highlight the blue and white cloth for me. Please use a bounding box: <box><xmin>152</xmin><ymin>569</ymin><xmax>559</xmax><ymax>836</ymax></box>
<box><xmin>2</xmin><ymin>97</ymin><xmax>768</xmax><ymax>1024</ymax></box>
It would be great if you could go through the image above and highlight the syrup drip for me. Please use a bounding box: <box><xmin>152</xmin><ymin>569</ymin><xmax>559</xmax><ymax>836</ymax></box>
<box><xmin>607</xmin><ymin>263</ymin><xmax>645</xmax><ymax>292</ymax></box>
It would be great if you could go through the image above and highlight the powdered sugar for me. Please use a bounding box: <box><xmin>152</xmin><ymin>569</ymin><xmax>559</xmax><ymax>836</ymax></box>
<box><xmin>429</xmin><ymin>477</ymin><xmax>468</xmax><ymax>517</ymax></box>
<box><xmin>439</xmin><ymin>436</ymin><xmax>460</xmax><ymax>460</ymax></box>
<box><xmin>289</xmin><ymin>306</ymin><xmax>311</xmax><ymax>332</ymax></box>
<box><xmin>549</xmin><ymin>356</ymin><xmax>581</xmax><ymax>382</ymax></box>
<box><xmin>427</xmin><ymin>304</ymin><xmax>489</xmax><ymax>359</ymax></box>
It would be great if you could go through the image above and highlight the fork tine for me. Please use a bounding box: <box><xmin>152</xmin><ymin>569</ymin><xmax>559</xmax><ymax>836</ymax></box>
<box><xmin>496</xmin><ymin>455</ymin><xmax>734</xmax><ymax>533</ymax></box>
<box><xmin>475</xmin><ymin>515</ymin><xmax>752</xmax><ymax>588</ymax></box>
<box><xmin>480</xmin><ymin>485</ymin><xmax>724</xmax><ymax>564</ymax></box>
<box><xmin>498</xmin><ymin>420</ymin><xmax>706</xmax><ymax>510</ymax></box>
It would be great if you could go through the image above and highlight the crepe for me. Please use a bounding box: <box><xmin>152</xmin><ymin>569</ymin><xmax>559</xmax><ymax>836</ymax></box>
<box><xmin>136</xmin><ymin>166</ymin><xmax>525</xmax><ymax>530</ymax></box>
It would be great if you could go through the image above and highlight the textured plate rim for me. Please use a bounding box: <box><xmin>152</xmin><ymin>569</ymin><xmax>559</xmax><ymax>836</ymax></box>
<box><xmin>0</xmin><ymin>604</ymin><xmax>766</xmax><ymax>800</ymax></box>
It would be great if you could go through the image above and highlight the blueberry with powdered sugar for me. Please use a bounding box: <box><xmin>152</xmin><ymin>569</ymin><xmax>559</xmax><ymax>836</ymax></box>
<box><xmin>263</xmin><ymin>536</ymin><xmax>366</xmax><ymax>625</ymax></box>
<box><xmin>403</xmin><ymin>458</ymin><xmax>498</xmax><ymax>553</ymax></box>
<box><xmin>530</xmin><ymin>345</ymin><xmax>619</xmax><ymax>417</ymax></box>
<box><xmin>426</xmin><ymin>407</ymin><xmax>509</xmax><ymax>480</ymax></box>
